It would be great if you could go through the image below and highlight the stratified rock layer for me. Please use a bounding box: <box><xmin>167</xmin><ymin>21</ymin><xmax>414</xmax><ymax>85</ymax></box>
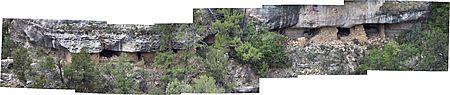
<box><xmin>9</xmin><ymin>19</ymin><xmax>160</xmax><ymax>53</ymax></box>
<box><xmin>248</xmin><ymin>1</ymin><xmax>430</xmax><ymax>30</ymax></box>
<box><xmin>247</xmin><ymin>5</ymin><xmax>300</xmax><ymax>30</ymax></box>
<box><xmin>294</xmin><ymin>0</ymin><xmax>430</xmax><ymax>28</ymax></box>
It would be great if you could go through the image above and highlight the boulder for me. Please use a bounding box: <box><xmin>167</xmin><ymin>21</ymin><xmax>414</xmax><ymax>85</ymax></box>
<box><xmin>1</xmin><ymin>59</ymin><xmax>13</xmax><ymax>72</ymax></box>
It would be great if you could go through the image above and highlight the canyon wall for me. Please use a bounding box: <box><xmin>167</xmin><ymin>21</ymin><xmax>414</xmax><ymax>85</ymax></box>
<box><xmin>5</xmin><ymin>1</ymin><xmax>430</xmax><ymax>54</ymax></box>
<box><xmin>3</xmin><ymin>1</ymin><xmax>431</xmax><ymax>76</ymax></box>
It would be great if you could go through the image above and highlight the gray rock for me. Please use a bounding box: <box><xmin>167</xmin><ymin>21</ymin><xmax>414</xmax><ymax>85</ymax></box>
<box><xmin>234</xmin><ymin>86</ymin><xmax>258</xmax><ymax>93</ymax></box>
<box><xmin>269</xmin><ymin>44</ymin><xmax>366</xmax><ymax>76</ymax></box>
<box><xmin>294</xmin><ymin>1</ymin><xmax>430</xmax><ymax>28</ymax></box>
<box><xmin>247</xmin><ymin>5</ymin><xmax>301</xmax><ymax>30</ymax></box>
<box><xmin>1</xmin><ymin>59</ymin><xmax>13</xmax><ymax>72</ymax></box>
<box><xmin>9</xmin><ymin>19</ymin><xmax>161</xmax><ymax>53</ymax></box>
<box><xmin>248</xmin><ymin>1</ymin><xmax>430</xmax><ymax>30</ymax></box>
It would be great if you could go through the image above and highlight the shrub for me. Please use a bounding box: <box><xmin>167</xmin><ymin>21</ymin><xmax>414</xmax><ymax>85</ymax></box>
<box><xmin>31</xmin><ymin>57</ymin><xmax>56</xmax><ymax>88</ymax></box>
<box><xmin>417</xmin><ymin>2</ymin><xmax>449</xmax><ymax>70</ymax></box>
<box><xmin>154</xmin><ymin>51</ymin><xmax>175</xmax><ymax>70</ymax></box>
<box><xmin>2</xmin><ymin>19</ymin><xmax>15</xmax><ymax>58</ymax></box>
<box><xmin>40</xmin><ymin>57</ymin><xmax>56</xmax><ymax>71</ymax></box>
<box><xmin>204</xmin><ymin>47</ymin><xmax>227</xmax><ymax>82</ymax></box>
<box><xmin>360</xmin><ymin>3</ymin><xmax>449</xmax><ymax>72</ymax></box>
<box><xmin>1</xmin><ymin>35</ymin><xmax>14</xmax><ymax>59</ymax></box>
<box><xmin>154</xmin><ymin>51</ymin><xmax>196</xmax><ymax>80</ymax></box>
<box><xmin>152</xmin><ymin>24</ymin><xmax>176</xmax><ymax>51</ymax></box>
<box><xmin>12</xmin><ymin>47</ymin><xmax>32</xmax><ymax>85</ymax></box>
<box><xmin>358</xmin><ymin>42</ymin><xmax>418</xmax><ymax>73</ymax></box>
<box><xmin>192</xmin><ymin>75</ymin><xmax>223</xmax><ymax>93</ymax></box>
<box><xmin>211</xmin><ymin>8</ymin><xmax>244</xmax><ymax>49</ymax></box>
<box><xmin>235</xmin><ymin>22</ymin><xmax>289</xmax><ymax>76</ymax></box>
<box><xmin>31</xmin><ymin>74</ymin><xmax>49</xmax><ymax>88</ymax></box>
<box><xmin>165</xmin><ymin>79</ymin><xmax>194</xmax><ymax>94</ymax></box>
<box><xmin>110</xmin><ymin>54</ymin><xmax>136</xmax><ymax>94</ymax></box>
<box><xmin>63</xmin><ymin>48</ymin><xmax>101</xmax><ymax>92</ymax></box>
<box><xmin>211</xmin><ymin>8</ymin><xmax>289</xmax><ymax>77</ymax></box>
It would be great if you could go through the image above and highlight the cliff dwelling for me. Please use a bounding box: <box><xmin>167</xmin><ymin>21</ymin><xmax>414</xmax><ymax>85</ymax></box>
<box><xmin>285</xmin><ymin>23</ymin><xmax>405</xmax><ymax>47</ymax></box>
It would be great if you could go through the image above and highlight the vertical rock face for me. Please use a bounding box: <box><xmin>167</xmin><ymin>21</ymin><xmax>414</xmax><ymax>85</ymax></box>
<box><xmin>248</xmin><ymin>1</ymin><xmax>430</xmax><ymax>30</ymax></box>
<box><xmin>6</xmin><ymin>1</ymin><xmax>431</xmax><ymax>54</ymax></box>
<box><xmin>247</xmin><ymin>5</ymin><xmax>301</xmax><ymax>30</ymax></box>
<box><xmin>294</xmin><ymin>1</ymin><xmax>430</xmax><ymax>28</ymax></box>
<box><xmin>64</xmin><ymin>52</ymin><xmax>72</xmax><ymax>63</ymax></box>
<box><xmin>3</xmin><ymin>1</ymin><xmax>434</xmax><ymax>77</ymax></box>
<box><xmin>7</xmin><ymin>19</ymin><xmax>161</xmax><ymax>53</ymax></box>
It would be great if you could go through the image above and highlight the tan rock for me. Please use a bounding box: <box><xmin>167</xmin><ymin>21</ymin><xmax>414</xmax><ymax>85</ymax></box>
<box><xmin>64</xmin><ymin>52</ymin><xmax>72</xmax><ymax>64</ymax></box>
<box><xmin>90</xmin><ymin>53</ymin><xmax>100</xmax><ymax>63</ymax></box>
<box><xmin>288</xmin><ymin>37</ymin><xmax>309</xmax><ymax>47</ymax></box>
<box><xmin>309</xmin><ymin>27</ymin><xmax>338</xmax><ymax>45</ymax></box>
<box><xmin>341</xmin><ymin>25</ymin><xmax>368</xmax><ymax>44</ymax></box>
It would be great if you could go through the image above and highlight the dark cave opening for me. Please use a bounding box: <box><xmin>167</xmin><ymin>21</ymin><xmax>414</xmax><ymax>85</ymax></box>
<box><xmin>99</xmin><ymin>50</ymin><xmax>121</xmax><ymax>59</ymax></box>
<box><xmin>303</xmin><ymin>28</ymin><xmax>319</xmax><ymax>38</ymax></box>
<box><xmin>363</xmin><ymin>24</ymin><xmax>380</xmax><ymax>38</ymax></box>
<box><xmin>337</xmin><ymin>27</ymin><xmax>350</xmax><ymax>39</ymax></box>
<box><xmin>137</xmin><ymin>52</ymin><xmax>143</xmax><ymax>61</ymax></box>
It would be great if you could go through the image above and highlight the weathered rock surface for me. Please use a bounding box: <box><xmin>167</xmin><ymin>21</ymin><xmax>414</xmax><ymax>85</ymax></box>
<box><xmin>268</xmin><ymin>42</ymin><xmax>366</xmax><ymax>77</ymax></box>
<box><xmin>295</xmin><ymin>1</ymin><xmax>430</xmax><ymax>28</ymax></box>
<box><xmin>1</xmin><ymin>59</ymin><xmax>13</xmax><ymax>73</ymax></box>
<box><xmin>6</xmin><ymin>1</ymin><xmax>430</xmax><ymax>53</ymax></box>
<box><xmin>0</xmin><ymin>73</ymin><xmax>23</xmax><ymax>87</ymax></box>
<box><xmin>247</xmin><ymin>5</ymin><xmax>301</xmax><ymax>30</ymax></box>
<box><xmin>8</xmin><ymin>19</ymin><xmax>160</xmax><ymax>53</ymax></box>
<box><xmin>226</xmin><ymin>60</ymin><xmax>259</xmax><ymax>93</ymax></box>
<box><xmin>248</xmin><ymin>1</ymin><xmax>430</xmax><ymax>30</ymax></box>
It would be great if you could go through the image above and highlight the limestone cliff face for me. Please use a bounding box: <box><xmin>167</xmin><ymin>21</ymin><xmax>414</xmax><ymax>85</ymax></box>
<box><xmin>9</xmin><ymin>19</ymin><xmax>160</xmax><ymax>53</ymax></box>
<box><xmin>246</xmin><ymin>5</ymin><xmax>301</xmax><ymax>30</ymax></box>
<box><xmin>295</xmin><ymin>1</ymin><xmax>430</xmax><ymax>28</ymax></box>
<box><xmin>248</xmin><ymin>1</ymin><xmax>430</xmax><ymax>29</ymax></box>
<box><xmin>6</xmin><ymin>1</ymin><xmax>430</xmax><ymax>54</ymax></box>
